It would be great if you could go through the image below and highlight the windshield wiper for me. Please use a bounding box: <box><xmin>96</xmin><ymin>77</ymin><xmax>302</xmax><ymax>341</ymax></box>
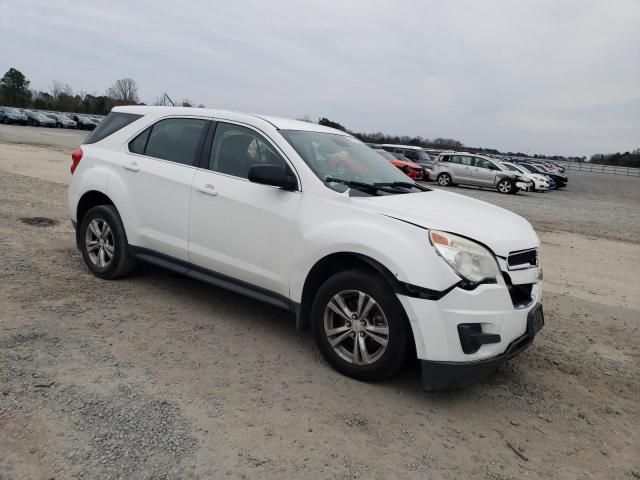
<box><xmin>324</xmin><ymin>176</ymin><xmax>381</xmax><ymax>193</ymax></box>
<box><xmin>373</xmin><ymin>181</ymin><xmax>430</xmax><ymax>192</ymax></box>
<box><xmin>325</xmin><ymin>177</ymin><xmax>429</xmax><ymax>194</ymax></box>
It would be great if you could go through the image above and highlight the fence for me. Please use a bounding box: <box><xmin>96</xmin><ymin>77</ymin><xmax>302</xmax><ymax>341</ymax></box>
<box><xmin>556</xmin><ymin>161</ymin><xmax>640</xmax><ymax>177</ymax></box>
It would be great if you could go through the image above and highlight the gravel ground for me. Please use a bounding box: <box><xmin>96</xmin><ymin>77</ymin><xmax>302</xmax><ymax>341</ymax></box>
<box><xmin>1</xmin><ymin>125</ymin><xmax>639</xmax><ymax>479</ymax></box>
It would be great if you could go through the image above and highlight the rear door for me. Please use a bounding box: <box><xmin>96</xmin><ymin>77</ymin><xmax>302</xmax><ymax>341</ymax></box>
<box><xmin>119</xmin><ymin>117</ymin><xmax>210</xmax><ymax>261</ymax></box>
<box><xmin>449</xmin><ymin>155</ymin><xmax>474</xmax><ymax>183</ymax></box>
<box><xmin>188</xmin><ymin>121</ymin><xmax>301</xmax><ymax>298</ymax></box>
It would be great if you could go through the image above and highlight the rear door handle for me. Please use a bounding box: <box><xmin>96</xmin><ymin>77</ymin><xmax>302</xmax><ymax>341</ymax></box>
<box><xmin>124</xmin><ymin>161</ymin><xmax>139</xmax><ymax>172</ymax></box>
<box><xmin>197</xmin><ymin>184</ymin><xmax>218</xmax><ymax>196</ymax></box>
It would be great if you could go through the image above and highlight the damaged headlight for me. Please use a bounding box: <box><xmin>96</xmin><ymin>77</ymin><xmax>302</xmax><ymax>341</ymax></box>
<box><xmin>429</xmin><ymin>230</ymin><xmax>501</xmax><ymax>284</ymax></box>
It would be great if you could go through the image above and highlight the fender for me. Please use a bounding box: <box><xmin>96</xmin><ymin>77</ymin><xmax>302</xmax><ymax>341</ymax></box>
<box><xmin>289</xmin><ymin>212</ymin><xmax>460</xmax><ymax>303</ymax></box>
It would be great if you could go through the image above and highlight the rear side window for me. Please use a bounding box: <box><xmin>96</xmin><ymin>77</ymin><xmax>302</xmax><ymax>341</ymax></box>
<box><xmin>129</xmin><ymin>118</ymin><xmax>207</xmax><ymax>165</ymax></box>
<box><xmin>84</xmin><ymin>112</ymin><xmax>142</xmax><ymax>144</ymax></box>
<box><xmin>129</xmin><ymin>128</ymin><xmax>151</xmax><ymax>154</ymax></box>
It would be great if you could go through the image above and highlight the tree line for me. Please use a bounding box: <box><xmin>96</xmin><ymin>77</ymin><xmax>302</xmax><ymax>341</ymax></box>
<box><xmin>3</xmin><ymin>67</ymin><xmax>633</xmax><ymax>164</ymax></box>
<box><xmin>590</xmin><ymin>150</ymin><xmax>640</xmax><ymax>168</ymax></box>
<box><xmin>315</xmin><ymin>117</ymin><xmax>591</xmax><ymax>163</ymax></box>
<box><xmin>0</xmin><ymin>67</ymin><xmax>202</xmax><ymax>115</ymax></box>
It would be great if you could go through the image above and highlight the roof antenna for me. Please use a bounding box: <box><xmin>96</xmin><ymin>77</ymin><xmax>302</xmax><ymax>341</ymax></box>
<box><xmin>161</xmin><ymin>92</ymin><xmax>175</xmax><ymax>106</ymax></box>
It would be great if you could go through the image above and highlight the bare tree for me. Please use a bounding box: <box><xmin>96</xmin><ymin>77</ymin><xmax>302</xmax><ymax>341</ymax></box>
<box><xmin>107</xmin><ymin>78</ymin><xmax>139</xmax><ymax>104</ymax></box>
<box><xmin>180</xmin><ymin>99</ymin><xmax>193</xmax><ymax>107</ymax></box>
<box><xmin>50</xmin><ymin>81</ymin><xmax>73</xmax><ymax>103</ymax></box>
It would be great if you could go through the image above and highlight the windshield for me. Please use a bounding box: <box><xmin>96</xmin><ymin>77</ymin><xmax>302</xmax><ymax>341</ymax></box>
<box><xmin>376</xmin><ymin>150</ymin><xmax>396</xmax><ymax>161</ymax></box>
<box><xmin>502</xmin><ymin>163</ymin><xmax>520</xmax><ymax>173</ymax></box>
<box><xmin>280</xmin><ymin>130</ymin><xmax>415</xmax><ymax>192</ymax></box>
<box><xmin>417</xmin><ymin>150</ymin><xmax>431</xmax><ymax>161</ymax></box>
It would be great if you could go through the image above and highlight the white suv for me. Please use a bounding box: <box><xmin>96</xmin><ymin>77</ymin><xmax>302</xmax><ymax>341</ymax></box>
<box><xmin>68</xmin><ymin>106</ymin><xmax>544</xmax><ymax>390</ymax></box>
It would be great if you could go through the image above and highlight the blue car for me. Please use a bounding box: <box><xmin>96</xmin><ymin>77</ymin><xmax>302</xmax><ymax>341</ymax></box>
<box><xmin>546</xmin><ymin>176</ymin><xmax>556</xmax><ymax>189</ymax></box>
<box><xmin>0</xmin><ymin>106</ymin><xmax>29</xmax><ymax>125</ymax></box>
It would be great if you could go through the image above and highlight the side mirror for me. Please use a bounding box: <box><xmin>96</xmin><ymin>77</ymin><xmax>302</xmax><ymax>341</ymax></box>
<box><xmin>248</xmin><ymin>164</ymin><xmax>297</xmax><ymax>190</ymax></box>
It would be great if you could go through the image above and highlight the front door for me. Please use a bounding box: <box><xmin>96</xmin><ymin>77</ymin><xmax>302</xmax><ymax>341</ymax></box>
<box><xmin>471</xmin><ymin>157</ymin><xmax>498</xmax><ymax>186</ymax></box>
<box><xmin>188</xmin><ymin>122</ymin><xmax>301</xmax><ymax>298</ymax></box>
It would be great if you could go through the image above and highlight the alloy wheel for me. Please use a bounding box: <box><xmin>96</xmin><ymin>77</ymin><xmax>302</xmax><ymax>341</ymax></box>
<box><xmin>85</xmin><ymin>218</ymin><xmax>115</xmax><ymax>268</ymax></box>
<box><xmin>323</xmin><ymin>290</ymin><xmax>389</xmax><ymax>365</ymax></box>
<box><xmin>438</xmin><ymin>174</ymin><xmax>450</xmax><ymax>186</ymax></box>
<box><xmin>498</xmin><ymin>180</ymin><xmax>512</xmax><ymax>193</ymax></box>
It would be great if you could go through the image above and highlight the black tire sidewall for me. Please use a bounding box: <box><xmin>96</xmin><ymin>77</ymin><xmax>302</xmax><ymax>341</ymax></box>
<box><xmin>311</xmin><ymin>269</ymin><xmax>410</xmax><ymax>382</ymax></box>
<box><xmin>79</xmin><ymin>205</ymin><xmax>131</xmax><ymax>279</ymax></box>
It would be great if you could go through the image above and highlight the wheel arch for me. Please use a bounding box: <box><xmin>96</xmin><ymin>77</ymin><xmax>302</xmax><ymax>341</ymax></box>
<box><xmin>75</xmin><ymin>190</ymin><xmax>117</xmax><ymax>248</ymax></box>
<box><xmin>297</xmin><ymin>252</ymin><xmax>407</xmax><ymax>326</ymax></box>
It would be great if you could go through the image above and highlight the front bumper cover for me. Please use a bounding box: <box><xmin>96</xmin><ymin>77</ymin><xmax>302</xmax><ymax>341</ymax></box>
<box><xmin>421</xmin><ymin>303</ymin><xmax>544</xmax><ymax>391</ymax></box>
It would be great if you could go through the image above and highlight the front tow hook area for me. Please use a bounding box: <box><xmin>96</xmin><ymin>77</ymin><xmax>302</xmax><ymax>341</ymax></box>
<box><xmin>457</xmin><ymin>324</ymin><xmax>501</xmax><ymax>354</ymax></box>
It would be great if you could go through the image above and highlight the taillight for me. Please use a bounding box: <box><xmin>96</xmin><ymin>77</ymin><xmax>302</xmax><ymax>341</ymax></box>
<box><xmin>70</xmin><ymin>148</ymin><xmax>83</xmax><ymax>174</ymax></box>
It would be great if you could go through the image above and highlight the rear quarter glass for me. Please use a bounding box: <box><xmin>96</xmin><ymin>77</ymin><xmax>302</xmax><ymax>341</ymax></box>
<box><xmin>84</xmin><ymin>112</ymin><xmax>142</xmax><ymax>144</ymax></box>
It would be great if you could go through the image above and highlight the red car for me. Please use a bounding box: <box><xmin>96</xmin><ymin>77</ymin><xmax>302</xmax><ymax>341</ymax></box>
<box><xmin>377</xmin><ymin>150</ymin><xmax>423</xmax><ymax>180</ymax></box>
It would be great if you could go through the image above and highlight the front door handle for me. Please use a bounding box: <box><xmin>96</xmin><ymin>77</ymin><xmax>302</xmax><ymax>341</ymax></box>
<box><xmin>197</xmin><ymin>184</ymin><xmax>218</xmax><ymax>196</ymax></box>
<box><xmin>124</xmin><ymin>162</ymin><xmax>139</xmax><ymax>172</ymax></box>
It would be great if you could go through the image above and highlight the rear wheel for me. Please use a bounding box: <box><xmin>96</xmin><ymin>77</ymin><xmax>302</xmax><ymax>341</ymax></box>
<box><xmin>311</xmin><ymin>269</ymin><xmax>410</xmax><ymax>382</ymax></box>
<box><xmin>437</xmin><ymin>172</ymin><xmax>452</xmax><ymax>186</ymax></box>
<box><xmin>497</xmin><ymin>179</ymin><xmax>515</xmax><ymax>194</ymax></box>
<box><xmin>79</xmin><ymin>205</ymin><xmax>136</xmax><ymax>280</ymax></box>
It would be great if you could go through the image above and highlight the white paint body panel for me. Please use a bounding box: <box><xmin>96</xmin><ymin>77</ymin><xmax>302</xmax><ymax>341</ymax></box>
<box><xmin>68</xmin><ymin>106</ymin><xmax>542</xmax><ymax>364</ymax></box>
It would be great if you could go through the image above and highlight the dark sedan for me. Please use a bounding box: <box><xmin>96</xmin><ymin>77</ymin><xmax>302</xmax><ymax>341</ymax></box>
<box><xmin>46</xmin><ymin>113</ymin><xmax>78</xmax><ymax>129</ymax></box>
<box><xmin>0</xmin><ymin>106</ymin><xmax>29</xmax><ymax>125</ymax></box>
<box><xmin>73</xmin><ymin>114</ymin><xmax>98</xmax><ymax>130</ymax></box>
<box><xmin>25</xmin><ymin>110</ymin><xmax>57</xmax><ymax>127</ymax></box>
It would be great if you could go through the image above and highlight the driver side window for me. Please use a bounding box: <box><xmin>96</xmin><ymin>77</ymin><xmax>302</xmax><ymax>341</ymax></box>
<box><xmin>209</xmin><ymin>123</ymin><xmax>286</xmax><ymax>179</ymax></box>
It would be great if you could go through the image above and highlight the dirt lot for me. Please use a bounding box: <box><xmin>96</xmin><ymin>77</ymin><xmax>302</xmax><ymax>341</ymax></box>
<box><xmin>1</xmin><ymin>124</ymin><xmax>639</xmax><ymax>480</ymax></box>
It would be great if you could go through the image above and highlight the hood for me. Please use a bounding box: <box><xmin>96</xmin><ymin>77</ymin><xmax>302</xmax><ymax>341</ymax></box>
<box><xmin>352</xmin><ymin>190</ymin><xmax>538</xmax><ymax>256</ymax></box>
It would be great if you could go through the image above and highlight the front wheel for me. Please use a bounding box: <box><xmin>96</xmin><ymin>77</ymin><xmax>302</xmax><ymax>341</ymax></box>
<box><xmin>497</xmin><ymin>179</ymin><xmax>515</xmax><ymax>194</ymax></box>
<box><xmin>311</xmin><ymin>269</ymin><xmax>410</xmax><ymax>382</ymax></box>
<box><xmin>79</xmin><ymin>205</ymin><xmax>136</xmax><ymax>280</ymax></box>
<box><xmin>437</xmin><ymin>172</ymin><xmax>452</xmax><ymax>186</ymax></box>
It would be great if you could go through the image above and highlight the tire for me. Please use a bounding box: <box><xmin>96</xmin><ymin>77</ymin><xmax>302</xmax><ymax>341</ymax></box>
<box><xmin>311</xmin><ymin>269</ymin><xmax>411</xmax><ymax>382</ymax></box>
<box><xmin>497</xmin><ymin>178</ymin><xmax>514</xmax><ymax>194</ymax></box>
<box><xmin>79</xmin><ymin>205</ymin><xmax>136</xmax><ymax>280</ymax></box>
<box><xmin>437</xmin><ymin>172</ymin><xmax>452</xmax><ymax>186</ymax></box>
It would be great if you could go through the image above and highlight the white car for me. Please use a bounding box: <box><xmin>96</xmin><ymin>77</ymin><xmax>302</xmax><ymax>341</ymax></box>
<box><xmin>501</xmin><ymin>161</ymin><xmax>550</xmax><ymax>192</ymax></box>
<box><xmin>68</xmin><ymin>106</ymin><xmax>544</xmax><ymax>390</ymax></box>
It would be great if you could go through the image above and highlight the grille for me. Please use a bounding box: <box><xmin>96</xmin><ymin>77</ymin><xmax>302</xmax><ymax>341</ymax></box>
<box><xmin>507</xmin><ymin>249</ymin><xmax>538</xmax><ymax>269</ymax></box>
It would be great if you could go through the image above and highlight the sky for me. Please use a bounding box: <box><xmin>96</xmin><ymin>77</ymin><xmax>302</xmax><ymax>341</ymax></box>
<box><xmin>1</xmin><ymin>0</ymin><xmax>638</xmax><ymax>157</ymax></box>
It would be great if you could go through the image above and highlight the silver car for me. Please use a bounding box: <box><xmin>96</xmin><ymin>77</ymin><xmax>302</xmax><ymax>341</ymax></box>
<box><xmin>431</xmin><ymin>153</ymin><xmax>532</xmax><ymax>194</ymax></box>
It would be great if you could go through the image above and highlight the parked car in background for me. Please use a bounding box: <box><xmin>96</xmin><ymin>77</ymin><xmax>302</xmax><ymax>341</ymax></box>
<box><xmin>68</xmin><ymin>106</ymin><xmax>544</xmax><ymax>390</ymax></box>
<box><xmin>523</xmin><ymin>163</ymin><xmax>568</xmax><ymax>188</ymax></box>
<box><xmin>377</xmin><ymin>150</ymin><xmax>423</xmax><ymax>180</ymax></box>
<box><xmin>546</xmin><ymin>161</ymin><xmax>566</xmax><ymax>173</ymax></box>
<box><xmin>24</xmin><ymin>110</ymin><xmax>56</xmax><ymax>127</ymax></box>
<box><xmin>381</xmin><ymin>144</ymin><xmax>434</xmax><ymax>178</ymax></box>
<box><xmin>73</xmin><ymin>114</ymin><xmax>98</xmax><ymax>130</ymax></box>
<box><xmin>501</xmin><ymin>162</ymin><xmax>550</xmax><ymax>192</ymax></box>
<box><xmin>432</xmin><ymin>153</ymin><xmax>532</xmax><ymax>194</ymax></box>
<box><xmin>0</xmin><ymin>106</ymin><xmax>29</xmax><ymax>125</ymax></box>
<box><xmin>46</xmin><ymin>113</ymin><xmax>78</xmax><ymax>129</ymax></box>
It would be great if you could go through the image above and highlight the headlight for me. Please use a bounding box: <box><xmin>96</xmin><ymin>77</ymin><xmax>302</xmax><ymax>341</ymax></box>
<box><xmin>429</xmin><ymin>230</ymin><xmax>501</xmax><ymax>284</ymax></box>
